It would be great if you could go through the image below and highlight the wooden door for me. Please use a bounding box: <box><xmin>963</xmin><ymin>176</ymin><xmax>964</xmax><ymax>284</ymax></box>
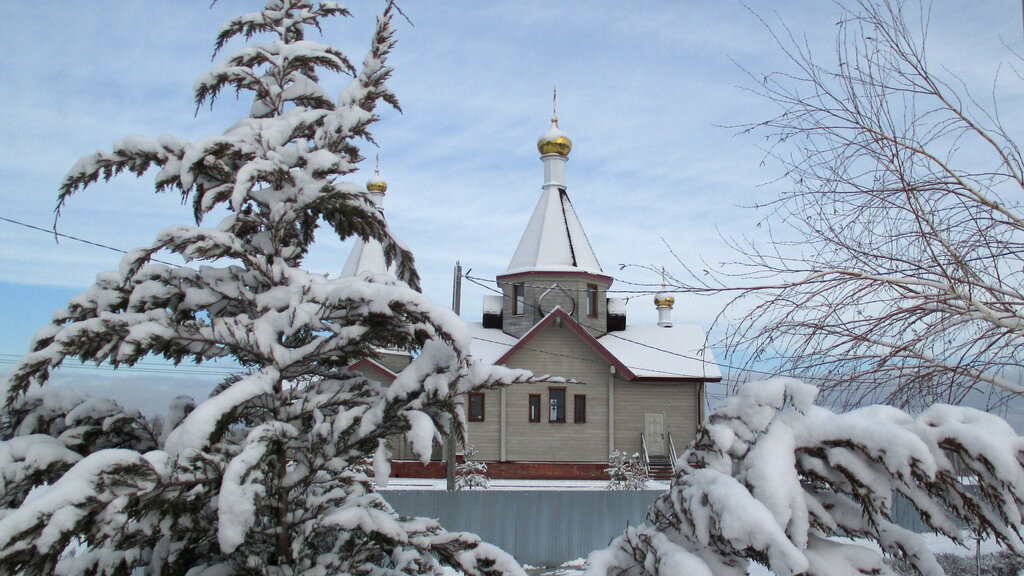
<box><xmin>644</xmin><ymin>412</ymin><xmax>666</xmax><ymax>456</ymax></box>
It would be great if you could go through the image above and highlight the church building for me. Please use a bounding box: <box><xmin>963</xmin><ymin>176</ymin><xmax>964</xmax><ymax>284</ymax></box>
<box><xmin>340</xmin><ymin>165</ymin><xmax>415</xmax><ymax>383</ymax></box>
<box><xmin>461</xmin><ymin>114</ymin><xmax>721</xmax><ymax>480</ymax></box>
<box><xmin>345</xmin><ymin>115</ymin><xmax>721</xmax><ymax>480</ymax></box>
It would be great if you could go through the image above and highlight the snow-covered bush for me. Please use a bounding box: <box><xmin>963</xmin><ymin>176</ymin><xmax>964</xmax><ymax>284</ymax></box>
<box><xmin>456</xmin><ymin>446</ymin><xmax>489</xmax><ymax>490</ymax></box>
<box><xmin>605</xmin><ymin>450</ymin><xmax>648</xmax><ymax>491</ymax></box>
<box><xmin>0</xmin><ymin>2</ymin><xmax>539</xmax><ymax>575</ymax></box>
<box><xmin>927</xmin><ymin>551</ymin><xmax>1024</xmax><ymax>576</ymax></box>
<box><xmin>587</xmin><ymin>378</ymin><xmax>1024</xmax><ymax>576</ymax></box>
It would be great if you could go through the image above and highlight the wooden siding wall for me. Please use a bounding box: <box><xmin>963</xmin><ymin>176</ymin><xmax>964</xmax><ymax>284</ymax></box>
<box><xmin>469</xmin><ymin>320</ymin><xmax>611</xmax><ymax>462</ymax></box>
<box><xmin>613</xmin><ymin>382</ymin><xmax>700</xmax><ymax>458</ymax></box>
<box><xmin>466</xmin><ymin>321</ymin><xmax>703</xmax><ymax>464</ymax></box>
<box><xmin>466</xmin><ymin>391</ymin><xmax>501</xmax><ymax>460</ymax></box>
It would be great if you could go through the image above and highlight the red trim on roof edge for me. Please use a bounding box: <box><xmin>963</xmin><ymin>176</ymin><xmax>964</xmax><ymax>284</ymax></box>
<box><xmin>348</xmin><ymin>357</ymin><xmax>398</xmax><ymax>378</ymax></box>
<box><xmin>493</xmin><ymin>307</ymin><xmax>636</xmax><ymax>380</ymax></box>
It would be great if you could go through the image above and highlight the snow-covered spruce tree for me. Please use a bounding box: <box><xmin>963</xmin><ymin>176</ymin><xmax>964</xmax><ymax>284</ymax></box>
<box><xmin>455</xmin><ymin>446</ymin><xmax>488</xmax><ymax>491</ymax></box>
<box><xmin>605</xmin><ymin>450</ymin><xmax>648</xmax><ymax>491</ymax></box>
<box><xmin>588</xmin><ymin>378</ymin><xmax>1024</xmax><ymax>576</ymax></box>
<box><xmin>0</xmin><ymin>2</ymin><xmax>537</xmax><ymax>575</ymax></box>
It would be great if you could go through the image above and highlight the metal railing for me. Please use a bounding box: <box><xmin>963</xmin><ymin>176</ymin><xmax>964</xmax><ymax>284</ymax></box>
<box><xmin>640</xmin><ymin>433</ymin><xmax>650</xmax><ymax>474</ymax></box>
<box><xmin>668</xmin><ymin>432</ymin><xmax>678</xmax><ymax>473</ymax></box>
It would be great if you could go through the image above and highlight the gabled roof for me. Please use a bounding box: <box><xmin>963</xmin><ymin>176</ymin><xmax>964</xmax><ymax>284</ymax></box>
<box><xmin>504</xmin><ymin>187</ymin><xmax>602</xmax><ymax>276</ymax></box>
<box><xmin>494</xmin><ymin>307</ymin><xmax>635</xmax><ymax>377</ymax></box>
<box><xmin>467</xmin><ymin>308</ymin><xmax>721</xmax><ymax>383</ymax></box>
<box><xmin>348</xmin><ymin>357</ymin><xmax>398</xmax><ymax>382</ymax></box>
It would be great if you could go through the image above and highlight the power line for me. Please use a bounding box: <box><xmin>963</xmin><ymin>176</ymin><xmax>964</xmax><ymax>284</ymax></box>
<box><xmin>466</xmin><ymin>273</ymin><xmax>666</xmax><ymax>297</ymax></box>
<box><xmin>463</xmin><ymin>273</ymin><xmax>785</xmax><ymax>380</ymax></box>
<box><xmin>0</xmin><ymin>214</ymin><xmax>180</xmax><ymax>267</ymax></box>
<box><xmin>1</xmin><ymin>214</ymin><xmax>778</xmax><ymax>386</ymax></box>
<box><xmin>0</xmin><ymin>354</ymin><xmax>238</xmax><ymax>377</ymax></box>
<box><xmin>470</xmin><ymin>334</ymin><xmax>706</xmax><ymax>379</ymax></box>
<box><xmin>466</xmin><ymin>272</ymin><xmax>803</xmax><ymax>379</ymax></box>
<box><xmin>2</xmin><ymin>213</ymin><xmax>740</xmax><ymax>378</ymax></box>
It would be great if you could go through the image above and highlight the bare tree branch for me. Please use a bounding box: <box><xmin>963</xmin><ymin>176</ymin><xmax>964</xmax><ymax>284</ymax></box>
<box><xmin>669</xmin><ymin>0</ymin><xmax>1024</xmax><ymax>410</ymax></box>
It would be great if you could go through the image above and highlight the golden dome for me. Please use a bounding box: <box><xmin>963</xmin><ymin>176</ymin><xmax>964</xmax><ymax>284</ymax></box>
<box><xmin>654</xmin><ymin>292</ymin><xmax>675</xmax><ymax>308</ymax></box>
<box><xmin>367</xmin><ymin>154</ymin><xmax>387</xmax><ymax>193</ymax></box>
<box><xmin>366</xmin><ymin>177</ymin><xmax>387</xmax><ymax>193</ymax></box>
<box><xmin>537</xmin><ymin>118</ymin><xmax>572</xmax><ymax>156</ymax></box>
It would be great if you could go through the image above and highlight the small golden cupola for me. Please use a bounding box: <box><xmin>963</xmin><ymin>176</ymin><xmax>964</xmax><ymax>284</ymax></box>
<box><xmin>366</xmin><ymin>171</ymin><xmax>387</xmax><ymax>194</ymax></box>
<box><xmin>367</xmin><ymin>154</ymin><xmax>387</xmax><ymax>193</ymax></box>
<box><xmin>366</xmin><ymin>174</ymin><xmax>387</xmax><ymax>193</ymax></box>
<box><xmin>537</xmin><ymin>88</ymin><xmax>572</xmax><ymax>157</ymax></box>
<box><xmin>654</xmin><ymin>292</ymin><xmax>675</xmax><ymax>308</ymax></box>
<box><xmin>537</xmin><ymin>118</ymin><xmax>572</xmax><ymax>157</ymax></box>
<box><xmin>366</xmin><ymin>155</ymin><xmax>387</xmax><ymax>210</ymax></box>
<box><xmin>655</xmin><ymin>268</ymin><xmax>675</xmax><ymax>327</ymax></box>
<box><xmin>655</xmin><ymin>291</ymin><xmax>675</xmax><ymax>328</ymax></box>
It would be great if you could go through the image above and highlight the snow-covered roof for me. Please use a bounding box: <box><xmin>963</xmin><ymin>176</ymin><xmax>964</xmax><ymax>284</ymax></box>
<box><xmin>504</xmin><ymin>187</ymin><xmax>602</xmax><ymax>275</ymax></box>
<box><xmin>466</xmin><ymin>315</ymin><xmax>720</xmax><ymax>382</ymax></box>
<box><xmin>466</xmin><ymin>322</ymin><xmax>519</xmax><ymax>365</ymax></box>
<box><xmin>607</xmin><ymin>298</ymin><xmax>626</xmax><ymax>315</ymax></box>
<box><xmin>349</xmin><ymin>357</ymin><xmax>397</xmax><ymax>375</ymax></box>
<box><xmin>598</xmin><ymin>325</ymin><xmax>722</xmax><ymax>380</ymax></box>
<box><xmin>340</xmin><ymin>237</ymin><xmax>396</xmax><ymax>277</ymax></box>
<box><xmin>483</xmin><ymin>295</ymin><xmax>503</xmax><ymax>314</ymax></box>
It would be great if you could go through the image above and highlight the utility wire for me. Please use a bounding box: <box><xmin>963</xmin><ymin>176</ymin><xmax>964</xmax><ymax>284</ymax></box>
<box><xmin>0</xmin><ymin>354</ymin><xmax>238</xmax><ymax>377</ymax></box>
<box><xmin>469</xmin><ymin>334</ymin><xmax>714</xmax><ymax>379</ymax></box>
<box><xmin>463</xmin><ymin>272</ymin><xmax>844</xmax><ymax>384</ymax></box>
<box><xmin>466</xmin><ymin>273</ymin><xmax>667</xmax><ymax>296</ymax></box>
<box><xmin>462</xmin><ymin>274</ymin><xmax>792</xmax><ymax>382</ymax></box>
<box><xmin>0</xmin><ymin>214</ymin><xmax>180</xmax><ymax>267</ymax></box>
<box><xmin>2</xmin><ymin>213</ymin><xmax>782</xmax><ymax>385</ymax></box>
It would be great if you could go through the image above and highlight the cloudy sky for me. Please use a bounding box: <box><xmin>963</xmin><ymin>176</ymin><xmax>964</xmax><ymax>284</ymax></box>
<box><xmin>1</xmin><ymin>1</ymin><xmax>1021</xmax><ymax>412</ymax></box>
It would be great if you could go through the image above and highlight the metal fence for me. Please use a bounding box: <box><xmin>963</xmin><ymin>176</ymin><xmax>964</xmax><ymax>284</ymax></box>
<box><xmin>382</xmin><ymin>489</ymin><xmax>948</xmax><ymax>567</ymax></box>
<box><xmin>381</xmin><ymin>490</ymin><xmax>661</xmax><ymax>566</ymax></box>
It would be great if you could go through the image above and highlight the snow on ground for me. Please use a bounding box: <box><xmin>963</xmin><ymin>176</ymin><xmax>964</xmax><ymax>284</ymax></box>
<box><xmin>379</xmin><ymin>478</ymin><xmax>670</xmax><ymax>491</ymax></box>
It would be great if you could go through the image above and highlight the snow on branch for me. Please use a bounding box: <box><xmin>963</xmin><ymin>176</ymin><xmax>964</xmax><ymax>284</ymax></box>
<box><xmin>589</xmin><ymin>378</ymin><xmax>1024</xmax><ymax>576</ymax></box>
<box><xmin>2</xmin><ymin>2</ymin><xmax>528</xmax><ymax>575</ymax></box>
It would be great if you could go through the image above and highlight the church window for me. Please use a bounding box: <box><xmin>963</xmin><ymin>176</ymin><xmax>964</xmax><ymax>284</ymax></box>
<box><xmin>468</xmin><ymin>393</ymin><xmax>485</xmax><ymax>422</ymax></box>
<box><xmin>549</xmin><ymin>388</ymin><xmax>566</xmax><ymax>422</ymax></box>
<box><xmin>529</xmin><ymin>394</ymin><xmax>541</xmax><ymax>422</ymax></box>
<box><xmin>586</xmin><ymin>284</ymin><xmax>598</xmax><ymax>317</ymax></box>
<box><xmin>574</xmin><ymin>395</ymin><xmax>586</xmax><ymax>423</ymax></box>
<box><xmin>513</xmin><ymin>283</ymin><xmax>525</xmax><ymax>315</ymax></box>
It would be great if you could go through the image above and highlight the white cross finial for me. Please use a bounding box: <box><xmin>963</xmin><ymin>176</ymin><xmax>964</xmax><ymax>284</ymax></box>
<box><xmin>552</xmin><ymin>87</ymin><xmax>558</xmax><ymax>124</ymax></box>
